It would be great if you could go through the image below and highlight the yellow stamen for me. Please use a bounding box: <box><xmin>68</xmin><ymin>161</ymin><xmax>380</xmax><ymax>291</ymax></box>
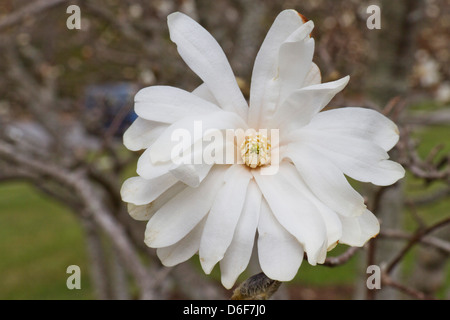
<box><xmin>240</xmin><ymin>132</ymin><xmax>271</xmax><ymax>168</ymax></box>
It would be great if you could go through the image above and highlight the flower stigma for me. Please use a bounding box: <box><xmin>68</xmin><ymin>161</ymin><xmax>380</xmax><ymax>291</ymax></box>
<box><xmin>240</xmin><ymin>132</ymin><xmax>271</xmax><ymax>168</ymax></box>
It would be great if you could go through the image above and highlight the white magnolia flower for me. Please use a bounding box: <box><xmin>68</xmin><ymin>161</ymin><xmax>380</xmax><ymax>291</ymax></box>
<box><xmin>121</xmin><ymin>10</ymin><xmax>405</xmax><ymax>289</ymax></box>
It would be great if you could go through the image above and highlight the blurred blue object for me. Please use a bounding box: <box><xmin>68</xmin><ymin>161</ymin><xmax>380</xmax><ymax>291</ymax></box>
<box><xmin>84</xmin><ymin>82</ymin><xmax>138</xmax><ymax>136</ymax></box>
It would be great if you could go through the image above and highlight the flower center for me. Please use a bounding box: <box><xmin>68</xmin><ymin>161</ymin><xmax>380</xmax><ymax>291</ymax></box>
<box><xmin>240</xmin><ymin>132</ymin><xmax>271</xmax><ymax>168</ymax></box>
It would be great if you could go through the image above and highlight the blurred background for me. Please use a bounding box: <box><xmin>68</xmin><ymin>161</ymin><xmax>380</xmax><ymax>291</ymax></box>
<box><xmin>0</xmin><ymin>0</ymin><xmax>448</xmax><ymax>300</ymax></box>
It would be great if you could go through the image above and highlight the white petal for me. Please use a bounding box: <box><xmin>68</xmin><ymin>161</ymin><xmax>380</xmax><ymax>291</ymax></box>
<box><xmin>313</xmin><ymin>200</ymin><xmax>342</xmax><ymax>252</ymax></box>
<box><xmin>149</xmin><ymin>110</ymin><xmax>247</xmax><ymax>163</ymax></box>
<box><xmin>339</xmin><ymin>209</ymin><xmax>380</xmax><ymax>246</ymax></box>
<box><xmin>156</xmin><ymin>218</ymin><xmax>206</xmax><ymax>267</ymax></box>
<box><xmin>305</xmin><ymin>107</ymin><xmax>400</xmax><ymax>151</ymax></box>
<box><xmin>124</xmin><ymin>182</ymin><xmax>188</xmax><ymax>223</ymax></box>
<box><xmin>135</xmin><ymin>86</ymin><xmax>220</xmax><ymax>124</ymax></box>
<box><xmin>277</xmin><ymin>21</ymin><xmax>315</xmax><ymax>105</ymax></box>
<box><xmin>220</xmin><ymin>180</ymin><xmax>261</xmax><ymax>289</ymax></box>
<box><xmin>249</xmin><ymin>9</ymin><xmax>307</xmax><ymax>128</ymax></box>
<box><xmin>279</xmin><ymin>163</ymin><xmax>342</xmax><ymax>252</ymax></box>
<box><xmin>137</xmin><ymin>110</ymin><xmax>239</xmax><ymax>185</ymax></box>
<box><xmin>199</xmin><ymin>165</ymin><xmax>252</xmax><ymax>274</ymax></box>
<box><xmin>137</xmin><ymin>140</ymin><xmax>213</xmax><ymax>186</ymax></box>
<box><xmin>257</xmin><ymin>198</ymin><xmax>304</xmax><ymax>281</ymax></box>
<box><xmin>253</xmin><ymin>163</ymin><xmax>328</xmax><ymax>265</ymax></box>
<box><xmin>192</xmin><ymin>83</ymin><xmax>218</xmax><ymax>105</ymax></box>
<box><xmin>143</xmin><ymin>182</ymin><xmax>188</xmax><ymax>216</ymax></box>
<box><xmin>144</xmin><ymin>165</ymin><xmax>228</xmax><ymax>248</ymax></box>
<box><xmin>167</xmin><ymin>12</ymin><xmax>248</xmax><ymax>120</ymax></box>
<box><xmin>284</xmin><ymin>143</ymin><xmax>366</xmax><ymax>217</ymax></box>
<box><xmin>302</xmin><ymin>62</ymin><xmax>322</xmax><ymax>87</ymax></box>
<box><xmin>127</xmin><ymin>203</ymin><xmax>154</xmax><ymax>221</ymax></box>
<box><xmin>271</xmin><ymin>76</ymin><xmax>350</xmax><ymax>133</ymax></box>
<box><xmin>298</xmin><ymin>129</ymin><xmax>405</xmax><ymax>186</ymax></box>
<box><xmin>123</xmin><ymin>117</ymin><xmax>167</xmax><ymax>151</ymax></box>
<box><xmin>169</xmin><ymin>162</ymin><xmax>213</xmax><ymax>188</ymax></box>
<box><xmin>137</xmin><ymin>148</ymin><xmax>173</xmax><ymax>179</ymax></box>
<box><xmin>120</xmin><ymin>174</ymin><xmax>178</xmax><ymax>206</ymax></box>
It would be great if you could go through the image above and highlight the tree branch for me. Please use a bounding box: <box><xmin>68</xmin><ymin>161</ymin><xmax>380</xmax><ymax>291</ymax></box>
<box><xmin>0</xmin><ymin>141</ymin><xmax>157</xmax><ymax>299</ymax></box>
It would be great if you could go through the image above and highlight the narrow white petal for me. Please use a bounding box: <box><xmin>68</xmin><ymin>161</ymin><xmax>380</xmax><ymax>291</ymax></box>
<box><xmin>167</xmin><ymin>12</ymin><xmax>248</xmax><ymax>120</ymax></box>
<box><xmin>144</xmin><ymin>166</ymin><xmax>228</xmax><ymax>248</ymax></box>
<box><xmin>149</xmin><ymin>110</ymin><xmax>247</xmax><ymax>164</ymax></box>
<box><xmin>313</xmin><ymin>200</ymin><xmax>342</xmax><ymax>252</ymax></box>
<box><xmin>249</xmin><ymin>9</ymin><xmax>307</xmax><ymax>128</ymax></box>
<box><xmin>138</xmin><ymin>140</ymin><xmax>213</xmax><ymax>186</ymax></box>
<box><xmin>123</xmin><ymin>117</ymin><xmax>167</xmax><ymax>151</ymax></box>
<box><xmin>279</xmin><ymin>163</ymin><xmax>342</xmax><ymax>253</ymax></box>
<box><xmin>125</xmin><ymin>83</ymin><xmax>217</xmax><ymax>156</ymax></box>
<box><xmin>135</xmin><ymin>86</ymin><xmax>220</xmax><ymax>124</ymax></box>
<box><xmin>120</xmin><ymin>174</ymin><xmax>178</xmax><ymax>206</ymax></box>
<box><xmin>137</xmin><ymin>110</ymin><xmax>241</xmax><ymax>185</ymax></box>
<box><xmin>220</xmin><ymin>180</ymin><xmax>261</xmax><ymax>289</ymax></box>
<box><xmin>298</xmin><ymin>129</ymin><xmax>405</xmax><ymax>186</ymax></box>
<box><xmin>302</xmin><ymin>62</ymin><xmax>322</xmax><ymax>87</ymax></box>
<box><xmin>305</xmin><ymin>107</ymin><xmax>400</xmax><ymax>151</ymax></box>
<box><xmin>271</xmin><ymin>76</ymin><xmax>350</xmax><ymax>133</ymax></box>
<box><xmin>169</xmin><ymin>162</ymin><xmax>213</xmax><ymax>188</ymax></box>
<box><xmin>159</xmin><ymin>135</ymin><xmax>214</xmax><ymax>187</ymax></box>
<box><xmin>358</xmin><ymin>209</ymin><xmax>380</xmax><ymax>242</ymax></box>
<box><xmin>257</xmin><ymin>198</ymin><xmax>304</xmax><ymax>281</ymax></box>
<box><xmin>127</xmin><ymin>203</ymin><xmax>154</xmax><ymax>221</ymax></box>
<box><xmin>137</xmin><ymin>148</ymin><xmax>173</xmax><ymax>180</ymax></box>
<box><xmin>253</xmin><ymin>163</ymin><xmax>328</xmax><ymax>265</ymax></box>
<box><xmin>156</xmin><ymin>218</ymin><xmax>206</xmax><ymax>267</ymax></box>
<box><xmin>339</xmin><ymin>209</ymin><xmax>380</xmax><ymax>247</ymax></box>
<box><xmin>199</xmin><ymin>165</ymin><xmax>252</xmax><ymax>274</ymax></box>
<box><xmin>284</xmin><ymin>143</ymin><xmax>366</xmax><ymax>217</ymax></box>
<box><xmin>192</xmin><ymin>83</ymin><xmax>218</xmax><ymax>105</ymax></box>
<box><xmin>143</xmin><ymin>182</ymin><xmax>188</xmax><ymax>216</ymax></box>
<box><xmin>277</xmin><ymin>21</ymin><xmax>315</xmax><ymax>104</ymax></box>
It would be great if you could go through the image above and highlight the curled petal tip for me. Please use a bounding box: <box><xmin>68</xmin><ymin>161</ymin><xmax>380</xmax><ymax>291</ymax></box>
<box><xmin>297</xmin><ymin>12</ymin><xmax>309</xmax><ymax>23</ymax></box>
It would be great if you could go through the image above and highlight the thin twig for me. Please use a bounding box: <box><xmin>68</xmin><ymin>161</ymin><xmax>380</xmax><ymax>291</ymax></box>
<box><xmin>322</xmin><ymin>246</ymin><xmax>360</xmax><ymax>267</ymax></box>
<box><xmin>0</xmin><ymin>0</ymin><xmax>70</xmax><ymax>31</ymax></box>
<box><xmin>385</xmin><ymin>216</ymin><xmax>450</xmax><ymax>274</ymax></box>
<box><xmin>382</xmin><ymin>273</ymin><xmax>436</xmax><ymax>300</ymax></box>
<box><xmin>379</xmin><ymin>229</ymin><xmax>450</xmax><ymax>254</ymax></box>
